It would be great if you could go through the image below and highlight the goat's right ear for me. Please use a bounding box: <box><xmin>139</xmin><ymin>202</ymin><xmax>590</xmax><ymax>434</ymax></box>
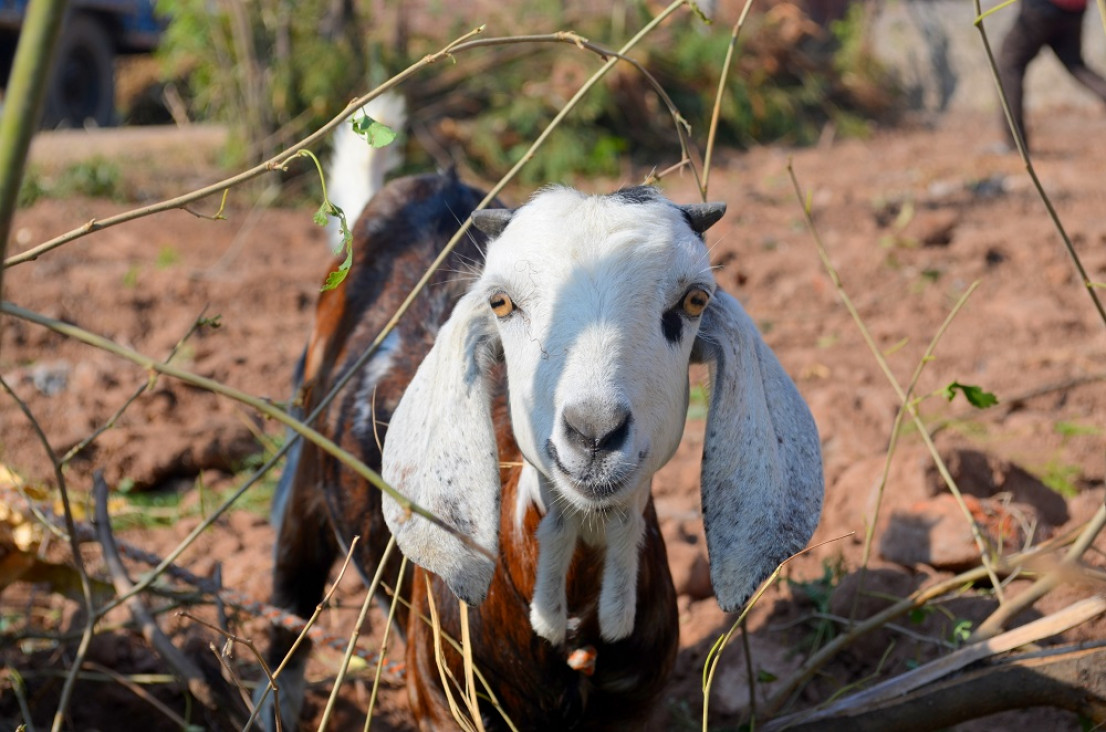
<box><xmin>471</xmin><ymin>208</ymin><xmax>514</xmax><ymax>237</ymax></box>
<box><xmin>381</xmin><ymin>290</ymin><xmax>502</xmax><ymax>604</ymax></box>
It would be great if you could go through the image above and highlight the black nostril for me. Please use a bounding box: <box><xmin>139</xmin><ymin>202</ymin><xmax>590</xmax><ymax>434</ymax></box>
<box><xmin>562</xmin><ymin>404</ymin><xmax>632</xmax><ymax>455</ymax></box>
<box><xmin>596</xmin><ymin>412</ymin><xmax>631</xmax><ymax>451</ymax></box>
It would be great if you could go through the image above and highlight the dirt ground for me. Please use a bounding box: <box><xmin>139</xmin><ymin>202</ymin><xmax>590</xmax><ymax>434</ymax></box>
<box><xmin>2</xmin><ymin>106</ymin><xmax>1105</xmax><ymax>730</ymax></box>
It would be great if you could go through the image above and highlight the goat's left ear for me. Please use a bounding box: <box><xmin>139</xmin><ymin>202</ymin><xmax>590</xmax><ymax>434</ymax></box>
<box><xmin>381</xmin><ymin>289</ymin><xmax>502</xmax><ymax>605</ymax></box>
<box><xmin>692</xmin><ymin>289</ymin><xmax>823</xmax><ymax>611</ymax></box>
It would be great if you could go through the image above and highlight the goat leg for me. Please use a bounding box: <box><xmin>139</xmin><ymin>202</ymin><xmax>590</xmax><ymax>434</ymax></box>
<box><xmin>530</xmin><ymin>505</ymin><xmax>578</xmax><ymax>645</ymax></box>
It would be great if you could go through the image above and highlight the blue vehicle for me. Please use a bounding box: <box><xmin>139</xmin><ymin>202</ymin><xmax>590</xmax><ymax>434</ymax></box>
<box><xmin>0</xmin><ymin>1</ymin><xmax>163</xmax><ymax>127</ymax></box>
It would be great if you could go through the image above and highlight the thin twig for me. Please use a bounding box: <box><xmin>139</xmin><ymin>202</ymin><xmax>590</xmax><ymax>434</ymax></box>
<box><xmin>379</xmin><ymin>580</ymin><xmax>520</xmax><ymax>732</ymax></box>
<box><xmin>365</xmin><ymin>553</ymin><xmax>408</xmax><ymax>730</ymax></box>
<box><xmin>701</xmin><ymin>0</ymin><xmax>755</xmax><ymax>199</ymax></box>
<box><xmin>246</xmin><ymin>535</ymin><xmax>364</xmax><ymax>732</ymax></box>
<box><xmin>59</xmin><ymin>309</ymin><xmax>216</xmax><ymax>467</ymax></box>
<box><xmin>3</xmin><ymin>25</ymin><xmax>485</xmax><ymax>268</ymax></box>
<box><xmin>787</xmin><ymin>162</ymin><xmax>1005</xmax><ymax>600</ymax></box>
<box><xmin>852</xmin><ymin>281</ymin><xmax>981</xmax><ymax>618</ymax></box>
<box><xmin>460</xmin><ymin>600</ymin><xmax>486</xmax><ymax>732</ymax></box>
<box><xmin>765</xmin><ymin>594</ymin><xmax>1106</xmax><ymax>730</ymax></box>
<box><xmin>92</xmin><ymin>471</ymin><xmax>217</xmax><ymax>709</ymax></box>
<box><xmin>425</xmin><ymin>574</ymin><xmax>473</xmax><ymax>731</ymax></box>
<box><xmin>972</xmin><ymin>0</ymin><xmax>1106</xmax><ymax>330</ymax></box>
<box><xmin>4</xmin><ymin>18</ymin><xmax>698</xmax><ymax>270</ymax></box>
<box><xmin>3</xmin><ymin>668</ymin><xmax>36</xmax><ymax>732</ymax></box>
<box><xmin>972</xmin><ymin>502</ymin><xmax>1106</xmax><ymax>641</ymax></box>
<box><xmin>702</xmin><ymin>533</ymin><xmax>852</xmax><ymax>730</ymax></box>
<box><xmin>759</xmin><ymin>528</ymin><xmax>1091</xmax><ymax>719</ymax></box>
<box><xmin>0</xmin><ymin>301</ymin><xmax>490</xmax><ymax>565</ymax></box>
<box><xmin>317</xmin><ymin>537</ymin><xmax>397</xmax><ymax>731</ymax></box>
<box><xmin>83</xmin><ymin>661</ymin><xmax>193</xmax><ymax>730</ymax></box>
<box><xmin>0</xmin><ymin>375</ymin><xmax>98</xmax><ymax>732</ymax></box>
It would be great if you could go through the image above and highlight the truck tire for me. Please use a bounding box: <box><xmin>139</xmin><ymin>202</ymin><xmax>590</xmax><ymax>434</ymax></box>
<box><xmin>42</xmin><ymin>13</ymin><xmax>116</xmax><ymax>128</ymax></box>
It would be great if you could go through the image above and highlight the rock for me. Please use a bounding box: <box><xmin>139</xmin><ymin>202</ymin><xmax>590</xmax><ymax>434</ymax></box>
<box><xmin>819</xmin><ymin>448</ymin><xmax>932</xmax><ymax>548</ymax></box>
<box><xmin>30</xmin><ymin>360</ymin><xmax>70</xmax><ymax>396</ymax></box>
<box><xmin>880</xmin><ymin>492</ymin><xmax>1046</xmax><ymax>571</ymax></box>
<box><xmin>926</xmin><ymin>448</ymin><xmax>1069</xmax><ymax>525</ymax></box>
<box><xmin>911</xmin><ymin>209</ymin><xmax>960</xmax><ymax>247</ymax></box>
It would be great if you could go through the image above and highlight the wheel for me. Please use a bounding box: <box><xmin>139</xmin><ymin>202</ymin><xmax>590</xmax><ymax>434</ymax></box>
<box><xmin>42</xmin><ymin>13</ymin><xmax>116</xmax><ymax>128</ymax></box>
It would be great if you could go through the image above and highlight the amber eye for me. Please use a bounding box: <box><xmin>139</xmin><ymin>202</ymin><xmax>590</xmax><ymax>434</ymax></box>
<box><xmin>489</xmin><ymin>292</ymin><xmax>516</xmax><ymax>318</ymax></box>
<box><xmin>681</xmin><ymin>288</ymin><xmax>710</xmax><ymax>317</ymax></box>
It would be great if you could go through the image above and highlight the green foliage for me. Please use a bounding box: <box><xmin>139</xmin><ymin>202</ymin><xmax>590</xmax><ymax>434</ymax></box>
<box><xmin>18</xmin><ymin>158</ymin><xmax>125</xmax><ymax>205</ymax></box>
<box><xmin>155</xmin><ymin>245</ymin><xmax>180</xmax><ymax>270</ymax></box>
<box><xmin>59</xmin><ymin>158</ymin><xmax>124</xmax><ymax>199</ymax></box>
<box><xmin>156</xmin><ymin>0</ymin><xmax>384</xmax><ymax>163</ymax></box>
<box><xmin>298</xmin><ymin>147</ymin><xmax>357</xmax><ymax>290</ymax></box>
<box><xmin>943</xmin><ymin>382</ymin><xmax>998</xmax><ymax>409</ymax></box>
<box><xmin>17</xmin><ymin>168</ymin><xmax>47</xmax><ymax>207</ymax></box>
<box><xmin>1054</xmin><ymin>420</ymin><xmax>1102</xmax><ymax>439</ymax></box>
<box><xmin>1038</xmin><ymin>459</ymin><xmax>1081</xmax><ymax>498</ymax></box>
<box><xmin>121</xmin><ymin>265</ymin><xmax>140</xmax><ymax>288</ymax></box>
<box><xmin>756</xmin><ymin>668</ymin><xmax>779</xmax><ymax>683</ymax></box>
<box><xmin>949</xmin><ymin>618</ymin><xmax>972</xmax><ymax>646</ymax></box>
<box><xmin>111</xmin><ymin>460</ymin><xmax>277</xmax><ymax>531</ymax></box>
<box><xmin>687</xmin><ymin>383</ymin><xmax>709</xmax><ymax>420</ymax></box>
<box><xmin>154</xmin><ymin>2</ymin><xmax>897</xmax><ymax>181</ymax></box>
<box><xmin>352</xmin><ymin>113</ymin><xmax>398</xmax><ymax>148</ymax></box>
<box><xmin>787</xmin><ymin>557</ymin><xmax>846</xmax><ymax>653</ymax></box>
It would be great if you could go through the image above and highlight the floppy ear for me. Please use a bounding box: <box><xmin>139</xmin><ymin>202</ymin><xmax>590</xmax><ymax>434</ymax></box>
<box><xmin>381</xmin><ymin>289</ymin><xmax>502</xmax><ymax>605</ymax></box>
<box><xmin>692</xmin><ymin>289</ymin><xmax>823</xmax><ymax>611</ymax></box>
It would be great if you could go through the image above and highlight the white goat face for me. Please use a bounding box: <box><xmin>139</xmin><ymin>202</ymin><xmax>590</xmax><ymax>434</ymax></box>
<box><xmin>478</xmin><ymin>187</ymin><xmax>713</xmax><ymax>512</ymax></box>
<box><xmin>382</xmin><ymin>184</ymin><xmax>823</xmax><ymax>622</ymax></box>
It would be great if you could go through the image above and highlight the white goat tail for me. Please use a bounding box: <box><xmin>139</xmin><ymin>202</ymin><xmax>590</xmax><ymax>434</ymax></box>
<box><xmin>324</xmin><ymin>91</ymin><xmax>407</xmax><ymax>251</ymax></box>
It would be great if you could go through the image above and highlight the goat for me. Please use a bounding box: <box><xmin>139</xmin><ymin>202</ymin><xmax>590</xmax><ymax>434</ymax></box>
<box><xmin>259</xmin><ymin>155</ymin><xmax>823</xmax><ymax>731</ymax></box>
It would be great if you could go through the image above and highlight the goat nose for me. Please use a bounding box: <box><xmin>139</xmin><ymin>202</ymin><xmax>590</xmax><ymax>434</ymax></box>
<box><xmin>562</xmin><ymin>403</ymin><xmax>632</xmax><ymax>454</ymax></box>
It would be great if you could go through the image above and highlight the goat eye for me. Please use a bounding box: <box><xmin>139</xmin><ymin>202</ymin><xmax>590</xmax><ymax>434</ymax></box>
<box><xmin>489</xmin><ymin>292</ymin><xmax>516</xmax><ymax>318</ymax></box>
<box><xmin>681</xmin><ymin>288</ymin><xmax>710</xmax><ymax>317</ymax></box>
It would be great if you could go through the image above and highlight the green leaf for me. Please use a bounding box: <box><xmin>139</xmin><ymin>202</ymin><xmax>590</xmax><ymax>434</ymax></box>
<box><xmin>950</xmin><ymin>618</ymin><xmax>972</xmax><ymax>645</ymax></box>
<box><xmin>321</xmin><ymin>204</ymin><xmax>353</xmax><ymax>291</ymax></box>
<box><xmin>313</xmin><ymin>202</ymin><xmax>330</xmax><ymax>227</ymax></box>
<box><xmin>943</xmin><ymin>382</ymin><xmax>998</xmax><ymax>409</ymax></box>
<box><xmin>756</xmin><ymin>669</ymin><xmax>778</xmax><ymax>683</ymax></box>
<box><xmin>322</xmin><ymin>240</ymin><xmax>353</xmax><ymax>291</ymax></box>
<box><xmin>351</xmin><ymin>113</ymin><xmax>397</xmax><ymax>148</ymax></box>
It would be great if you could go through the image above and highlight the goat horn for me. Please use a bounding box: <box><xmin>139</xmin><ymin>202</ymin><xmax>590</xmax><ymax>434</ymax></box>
<box><xmin>471</xmin><ymin>208</ymin><xmax>515</xmax><ymax>237</ymax></box>
<box><xmin>679</xmin><ymin>202</ymin><xmax>727</xmax><ymax>234</ymax></box>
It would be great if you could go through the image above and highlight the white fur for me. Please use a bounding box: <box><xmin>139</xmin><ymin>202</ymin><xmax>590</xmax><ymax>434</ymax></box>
<box><xmin>351</xmin><ymin>329</ymin><xmax>401</xmax><ymax>440</ymax></box>
<box><xmin>382</xmin><ymin>186</ymin><xmax>824</xmax><ymax>643</ymax></box>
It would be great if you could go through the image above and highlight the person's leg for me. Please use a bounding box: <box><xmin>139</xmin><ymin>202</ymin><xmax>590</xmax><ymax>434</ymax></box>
<box><xmin>1050</xmin><ymin>10</ymin><xmax>1106</xmax><ymax>102</ymax></box>
<box><xmin>996</xmin><ymin>5</ymin><xmax>1052</xmax><ymax>149</ymax></box>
